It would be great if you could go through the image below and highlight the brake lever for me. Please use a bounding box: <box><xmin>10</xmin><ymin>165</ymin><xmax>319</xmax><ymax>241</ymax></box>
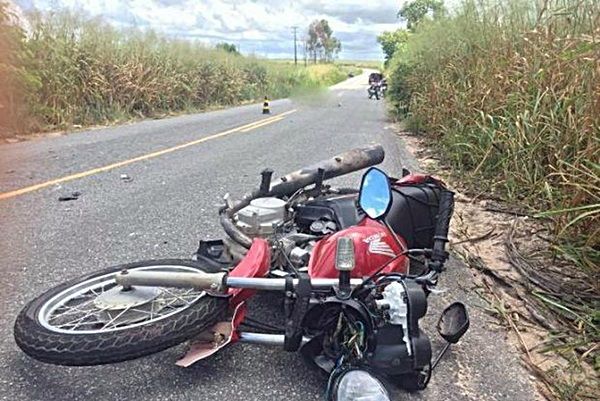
<box><xmin>427</xmin><ymin>286</ymin><xmax>447</xmax><ymax>295</ymax></box>
<box><xmin>414</xmin><ymin>270</ymin><xmax>439</xmax><ymax>287</ymax></box>
<box><xmin>406</xmin><ymin>249</ymin><xmax>433</xmax><ymax>257</ymax></box>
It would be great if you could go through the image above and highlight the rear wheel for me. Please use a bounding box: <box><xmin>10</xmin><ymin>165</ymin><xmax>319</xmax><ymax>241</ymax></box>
<box><xmin>14</xmin><ymin>259</ymin><xmax>228</xmax><ymax>366</ymax></box>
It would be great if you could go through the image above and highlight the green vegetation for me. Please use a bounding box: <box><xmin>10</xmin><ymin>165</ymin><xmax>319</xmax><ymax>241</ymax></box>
<box><xmin>337</xmin><ymin>60</ymin><xmax>381</xmax><ymax>70</ymax></box>
<box><xmin>0</xmin><ymin>6</ymin><xmax>349</xmax><ymax>135</ymax></box>
<box><xmin>305</xmin><ymin>19</ymin><xmax>341</xmax><ymax>63</ymax></box>
<box><xmin>383</xmin><ymin>0</ymin><xmax>599</xmax><ymax>398</ymax></box>
<box><xmin>305</xmin><ymin>64</ymin><xmax>349</xmax><ymax>86</ymax></box>
<box><xmin>215</xmin><ymin>42</ymin><xmax>240</xmax><ymax>55</ymax></box>
<box><xmin>376</xmin><ymin>30</ymin><xmax>408</xmax><ymax>66</ymax></box>
<box><xmin>398</xmin><ymin>0</ymin><xmax>445</xmax><ymax>30</ymax></box>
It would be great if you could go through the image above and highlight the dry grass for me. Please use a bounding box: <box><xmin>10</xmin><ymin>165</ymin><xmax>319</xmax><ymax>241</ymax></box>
<box><xmin>398</xmin><ymin>128</ymin><xmax>598</xmax><ymax>401</ymax></box>
<box><xmin>337</xmin><ymin>59</ymin><xmax>382</xmax><ymax>69</ymax></box>
<box><xmin>386</xmin><ymin>1</ymin><xmax>599</xmax><ymax>398</ymax></box>
<box><xmin>388</xmin><ymin>0</ymin><xmax>599</xmax><ymax>254</ymax></box>
<box><xmin>0</xmin><ymin>2</ymin><xmax>34</xmax><ymax>135</ymax></box>
<box><xmin>0</xmin><ymin>7</ymin><xmax>348</xmax><ymax>135</ymax></box>
<box><xmin>305</xmin><ymin>64</ymin><xmax>349</xmax><ymax>85</ymax></box>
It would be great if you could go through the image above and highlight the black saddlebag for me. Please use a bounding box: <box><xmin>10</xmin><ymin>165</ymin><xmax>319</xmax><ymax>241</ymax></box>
<box><xmin>385</xmin><ymin>182</ymin><xmax>443</xmax><ymax>249</ymax></box>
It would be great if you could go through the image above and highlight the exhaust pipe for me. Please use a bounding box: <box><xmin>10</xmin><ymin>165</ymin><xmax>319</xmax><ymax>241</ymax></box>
<box><xmin>268</xmin><ymin>144</ymin><xmax>385</xmax><ymax>198</ymax></box>
<box><xmin>220</xmin><ymin>144</ymin><xmax>385</xmax><ymax>248</ymax></box>
<box><xmin>227</xmin><ymin>144</ymin><xmax>384</xmax><ymax>215</ymax></box>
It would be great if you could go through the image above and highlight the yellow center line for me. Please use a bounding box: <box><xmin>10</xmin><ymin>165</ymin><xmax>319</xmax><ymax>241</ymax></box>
<box><xmin>0</xmin><ymin>109</ymin><xmax>297</xmax><ymax>201</ymax></box>
<box><xmin>240</xmin><ymin>116</ymin><xmax>285</xmax><ymax>132</ymax></box>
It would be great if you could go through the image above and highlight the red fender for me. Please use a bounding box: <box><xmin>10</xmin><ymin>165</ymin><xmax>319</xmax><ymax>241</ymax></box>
<box><xmin>227</xmin><ymin>238</ymin><xmax>271</xmax><ymax>309</ymax></box>
<box><xmin>176</xmin><ymin>239</ymin><xmax>270</xmax><ymax>366</ymax></box>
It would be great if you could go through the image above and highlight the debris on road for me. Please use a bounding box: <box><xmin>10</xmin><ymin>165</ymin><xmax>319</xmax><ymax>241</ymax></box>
<box><xmin>58</xmin><ymin>191</ymin><xmax>81</xmax><ymax>201</ymax></box>
<box><xmin>120</xmin><ymin>173</ymin><xmax>133</xmax><ymax>182</ymax></box>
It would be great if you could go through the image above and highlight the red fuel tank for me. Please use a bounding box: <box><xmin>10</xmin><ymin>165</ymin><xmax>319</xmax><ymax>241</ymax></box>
<box><xmin>308</xmin><ymin>218</ymin><xmax>409</xmax><ymax>278</ymax></box>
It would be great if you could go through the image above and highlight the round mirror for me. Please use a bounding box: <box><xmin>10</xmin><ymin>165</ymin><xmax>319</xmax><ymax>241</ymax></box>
<box><xmin>358</xmin><ymin>168</ymin><xmax>392</xmax><ymax>219</ymax></box>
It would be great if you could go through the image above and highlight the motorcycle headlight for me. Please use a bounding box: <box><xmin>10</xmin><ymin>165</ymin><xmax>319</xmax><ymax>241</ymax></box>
<box><xmin>334</xmin><ymin>370</ymin><xmax>390</xmax><ymax>401</ymax></box>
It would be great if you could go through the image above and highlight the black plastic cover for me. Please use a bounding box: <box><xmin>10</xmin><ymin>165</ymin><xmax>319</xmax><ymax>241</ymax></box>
<box><xmin>405</xmin><ymin>280</ymin><xmax>431</xmax><ymax>369</ymax></box>
<box><xmin>193</xmin><ymin>239</ymin><xmax>233</xmax><ymax>271</ymax></box>
<box><xmin>385</xmin><ymin>183</ymin><xmax>443</xmax><ymax>249</ymax></box>
<box><xmin>295</xmin><ymin>194</ymin><xmax>362</xmax><ymax>233</ymax></box>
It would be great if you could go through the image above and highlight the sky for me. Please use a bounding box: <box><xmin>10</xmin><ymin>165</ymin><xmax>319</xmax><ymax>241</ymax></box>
<box><xmin>14</xmin><ymin>0</ymin><xmax>407</xmax><ymax>60</ymax></box>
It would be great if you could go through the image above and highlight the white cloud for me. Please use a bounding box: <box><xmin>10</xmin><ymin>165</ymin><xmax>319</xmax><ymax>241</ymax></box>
<box><xmin>16</xmin><ymin>0</ymin><xmax>407</xmax><ymax>59</ymax></box>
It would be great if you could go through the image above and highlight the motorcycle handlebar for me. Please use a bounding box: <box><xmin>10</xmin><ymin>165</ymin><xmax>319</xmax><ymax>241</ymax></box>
<box><xmin>430</xmin><ymin>190</ymin><xmax>455</xmax><ymax>271</ymax></box>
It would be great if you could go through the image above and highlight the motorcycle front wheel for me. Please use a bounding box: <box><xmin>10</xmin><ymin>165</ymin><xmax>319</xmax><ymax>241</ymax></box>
<box><xmin>14</xmin><ymin>259</ymin><xmax>228</xmax><ymax>366</ymax></box>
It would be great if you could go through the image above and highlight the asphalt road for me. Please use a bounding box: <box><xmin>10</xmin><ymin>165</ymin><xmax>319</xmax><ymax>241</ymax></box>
<box><xmin>0</xmin><ymin>71</ymin><xmax>539</xmax><ymax>401</ymax></box>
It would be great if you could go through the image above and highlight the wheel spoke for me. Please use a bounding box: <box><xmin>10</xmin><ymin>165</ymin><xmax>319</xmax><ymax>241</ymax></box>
<box><xmin>56</xmin><ymin>308</ymin><xmax>106</xmax><ymax>330</ymax></box>
<box><xmin>160</xmin><ymin>288</ymin><xmax>195</xmax><ymax>304</ymax></box>
<box><xmin>40</xmin><ymin>265</ymin><xmax>206</xmax><ymax>334</ymax></box>
<box><xmin>101</xmin><ymin>306</ymin><xmax>132</xmax><ymax>330</ymax></box>
<box><xmin>49</xmin><ymin>298</ymin><xmax>97</xmax><ymax>321</ymax></box>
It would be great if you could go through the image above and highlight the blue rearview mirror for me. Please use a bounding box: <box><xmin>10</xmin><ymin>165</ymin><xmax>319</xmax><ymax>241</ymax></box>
<box><xmin>359</xmin><ymin>168</ymin><xmax>392</xmax><ymax>220</ymax></box>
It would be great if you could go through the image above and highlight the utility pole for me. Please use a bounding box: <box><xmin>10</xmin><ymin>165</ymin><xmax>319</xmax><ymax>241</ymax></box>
<box><xmin>303</xmin><ymin>39</ymin><xmax>307</xmax><ymax>67</ymax></box>
<box><xmin>292</xmin><ymin>26</ymin><xmax>298</xmax><ymax>66</ymax></box>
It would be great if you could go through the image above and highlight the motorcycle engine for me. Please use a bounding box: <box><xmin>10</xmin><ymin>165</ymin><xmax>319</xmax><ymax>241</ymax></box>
<box><xmin>235</xmin><ymin>197</ymin><xmax>286</xmax><ymax>236</ymax></box>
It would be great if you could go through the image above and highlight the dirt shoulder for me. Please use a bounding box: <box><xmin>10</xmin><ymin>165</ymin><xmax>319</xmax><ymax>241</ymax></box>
<box><xmin>396</xmin><ymin>127</ymin><xmax>599</xmax><ymax>401</ymax></box>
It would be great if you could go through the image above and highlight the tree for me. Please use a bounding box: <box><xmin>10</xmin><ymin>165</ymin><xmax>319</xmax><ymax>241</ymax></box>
<box><xmin>216</xmin><ymin>42</ymin><xmax>239</xmax><ymax>55</ymax></box>
<box><xmin>377</xmin><ymin>29</ymin><xmax>408</xmax><ymax>65</ymax></box>
<box><xmin>398</xmin><ymin>0</ymin><xmax>445</xmax><ymax>30</ymax></box>
<box><xmin>306</xmin><ymin>19</ymin><xmax>341</xmax><ymax>63</ymax></box>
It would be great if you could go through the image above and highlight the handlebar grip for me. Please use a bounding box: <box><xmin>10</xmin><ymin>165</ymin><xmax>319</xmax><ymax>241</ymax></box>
<box><xmin>431</xmin><ymin>190</ymin><xmax>455</xmax><ymax>267</ymax></box>
<box><xmin>259</xmin><ymin>168</ymin><xmax>274</xmax><ymax>195</ymax></box>
<box><xmin>434</xmin><ymin>190</ymin><xmax>455</xmax><ymax>243</ymax></box>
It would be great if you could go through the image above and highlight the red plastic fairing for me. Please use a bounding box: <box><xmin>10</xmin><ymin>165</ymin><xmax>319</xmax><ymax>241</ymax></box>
<box><xmin>176</xmin><ymin>239</ymin><xmax>270</xmax><ymax>366</ymax></box>
<box><xmin>395</xmin><ymin>173</ymin><xmax>445</xmax><ymax>186</ymax></box>
<box><xmin>227</xmin><ymin>238</ymin><xmax>271</xmax><ymax>309</ymax></box>
<box><xmin>175</xmin><ymin>302</ymin><xmax>245</xmax><ymax>367</ymax></box>
<box><xmin>308</xmin><ymin>219</ymin><xmax>409</xmax><ymax>278</ymax></box>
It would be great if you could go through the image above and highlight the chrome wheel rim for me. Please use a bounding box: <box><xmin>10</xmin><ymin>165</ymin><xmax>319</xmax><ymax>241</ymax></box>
<box><xmin>38</xmin><ymin>265</ymin><xmax>206</xmax><ymax>334</ymax></box>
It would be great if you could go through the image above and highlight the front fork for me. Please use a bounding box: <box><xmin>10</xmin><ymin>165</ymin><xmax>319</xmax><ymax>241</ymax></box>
<box><xmin>114</xmin><ymin>270</ymin><xmax>360</xmax><ymax>347</ymax></box>
<box><xmin>115</xmin><ymin>270</ymin><xmax>364</xmax><ymax>293</ymax></box>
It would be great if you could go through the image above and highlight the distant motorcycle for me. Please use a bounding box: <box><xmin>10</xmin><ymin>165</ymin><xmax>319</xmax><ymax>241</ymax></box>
<box><xmin>368</xmin><ymin>72</ymin><xmax>383</xmax><ymax>85</ymax></box>
<box><xmin>368</xmin><ymin>82</ymin><xmax>382</xmax><ymax>100</ymax></box>
<box><xmin>14</xmin><ymin>145</ymin><xmax>469</xmax><ymax>400</ymax></box>
<box><xmin>380</xmin><ymin>79</ymin><xmax>388</xmax><ymax>97</ymax></box>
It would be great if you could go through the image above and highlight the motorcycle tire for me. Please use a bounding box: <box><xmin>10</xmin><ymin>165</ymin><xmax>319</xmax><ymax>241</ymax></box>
<box><xmin>14</xmin><ymin>259</ymin><xmax>229</xmax><ymax>366</ymax></box>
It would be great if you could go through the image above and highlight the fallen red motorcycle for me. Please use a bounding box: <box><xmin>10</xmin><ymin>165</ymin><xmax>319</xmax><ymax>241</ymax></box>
<box><xmin>14</xmin><ymin>145</ymin><xmax>469</xmax><ymax>400</ymax></box>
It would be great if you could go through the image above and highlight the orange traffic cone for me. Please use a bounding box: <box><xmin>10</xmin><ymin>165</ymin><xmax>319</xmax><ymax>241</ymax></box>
<box><xmin>262</xmin><ymin>96</ymin><xmax>270</xmax><ymax>114</ymax></box>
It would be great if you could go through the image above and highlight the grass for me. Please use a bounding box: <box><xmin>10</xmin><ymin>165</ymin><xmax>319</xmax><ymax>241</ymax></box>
<box><xmin>385</xmin><ymin>0</ymin><xmax>599</xmax><ymax>398</ymax></box>
<box><xmin>387</xmin><ymin>1</ymin><xmax>599</xmax><ymax>252</ymax></box>
<box><xmin>305</xmin><ymin>64</ymin><xmax>348</xmax><ymax>86</ymax></box>
<box><xmin>337</xmin><ymin>59</ymin><xmax>383</xmax><ymax>69</ymax></box>
<box><xmin>0</xmin><ymin>6</ymin><xmax>350</xmax><ymax>135</ymax></box>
